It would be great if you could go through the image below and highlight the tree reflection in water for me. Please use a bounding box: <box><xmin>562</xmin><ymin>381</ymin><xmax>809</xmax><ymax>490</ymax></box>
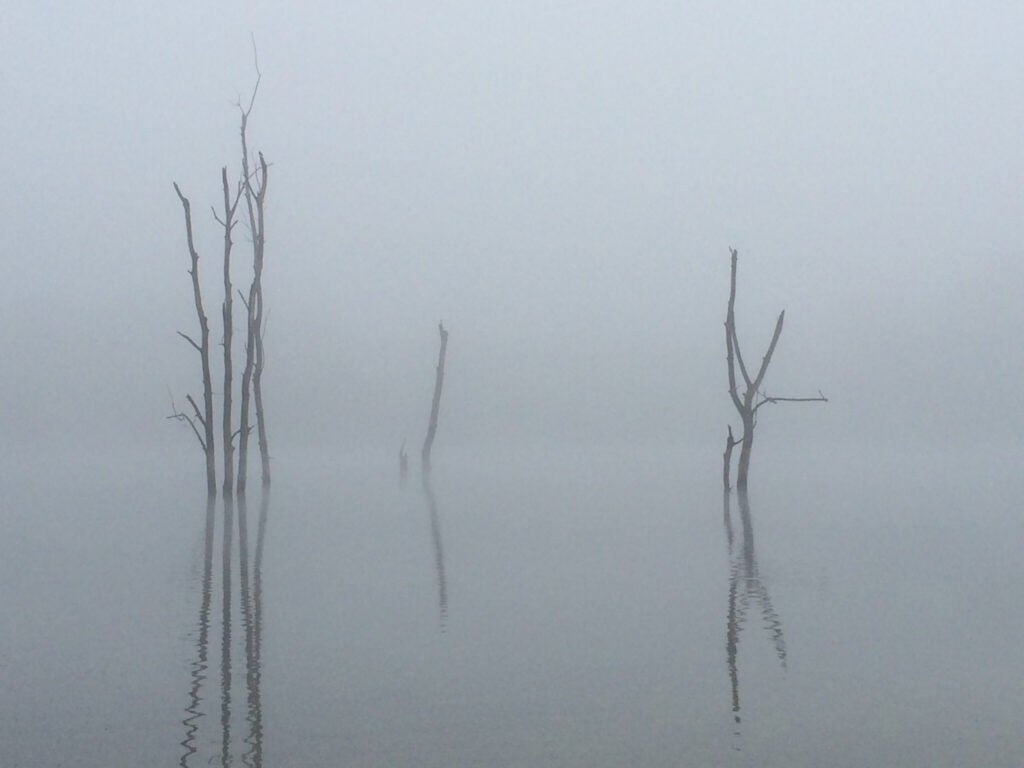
<box><xmin>422</xmin><ymin>475</ymin><xmax>448</xmax><ymax>630</ymax></box>
<box><xmin>724</xmin><ymin>489</ymin><xmax>786</xmax><ymax>736</ymax></box>
<box><xmin>179</xmin><ymin>491</ymin><xmax>269</xmax><ymax>767</ymax></box>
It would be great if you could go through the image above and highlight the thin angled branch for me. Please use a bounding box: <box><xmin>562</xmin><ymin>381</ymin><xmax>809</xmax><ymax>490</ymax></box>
<box><xmin>727</xmin><ymin>249</ymin><xmax>753</xmax><ymax>389</ymax></box>
<box><xmin>242</xmin><ymin>34</ymin><xmax>262</xmax><ymax>117</ymax></box>
<box><xmin>724</xmin><ymin>250</ymin><xmax>745</xmax><ymax>413</ymax></box>
<box><xmin>211</xmin><ymin>180</ymin><xmax>243</xmax><ymax>228</ymax></box>
<box><xmin>732</xmin><ymin>325</ymin><xmax>752</xmax><ymax>390</ymax></box>
<box><xmin>168</xmin><ymin>396</ymin><xmax>206</xmax><ymax>452</ymax></box>
<box><xmin>185</xmin><ymin>394</ymin><xmax>207</xmax><ymax>429</ymax></box>
<box><xmin>753</xmin><ymin>390</ymin><xmax>829</xmax><ymax>412</ymax></box>
<box><xmin>750</xmin><ymin>310</ymin><xmax>785</xmax><ymax>397</ymax></box>
<box><xmin>176</xmin><ymin>331</ymin><xmax>202</xmax><ymax>352</ymax></box>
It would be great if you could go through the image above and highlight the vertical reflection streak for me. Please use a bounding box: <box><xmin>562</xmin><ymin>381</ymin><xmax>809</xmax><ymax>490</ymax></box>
<box><xmin>239</xmin><ymin>492</ymin><xmax>267</xmax><ymax>767</ymax></box>
<box><xmin>220</xmin><ymin>496</ymin><xmax>234</xmax><ymax>768</ymax></box>
<box><xmin>237</xmin><ymin>494</ymin><xmax>254</xmax><ymax>768</ymax></box>
<box><xmin>248</xmin><ymin>490</ymin><xmax>269</xmax><ymax>766</ymax></box>
<box><xmin>179</xmin><ymin>498</ymin><xmax>216</xmax><ymax>767</ymax></box>
<box><xmin>724</xmin><ymin>490</ymin><xmax>787</xmax><ymax>736</ymax></box>
<box><xmin>180</xmin><ymin>492</ymin><xmax>268</xmax><ymax>766</ymax></box>
<box><xmin>422</xmin><ymin>476</ymin><xmax>448</xmax><ymax>628</ymax></box>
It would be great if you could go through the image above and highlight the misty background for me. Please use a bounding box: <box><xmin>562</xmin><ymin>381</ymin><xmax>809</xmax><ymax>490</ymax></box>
<box><xmin>2</xmin><ymin>1</ymin><xmax>1022</xmax><ymax>471</ymax></box>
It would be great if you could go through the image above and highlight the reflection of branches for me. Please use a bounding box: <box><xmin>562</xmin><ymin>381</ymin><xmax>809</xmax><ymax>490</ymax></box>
<box><xmin>237</xmin><ymin>494</ymin><xmax>254</xmax><ymax>767</ymax></box>
<box><xmin>180</xmin><ymin>492</ymin><xmax>269</xmax><ymax>766</ymax></box>
<box><xmin>724</xmin><ymin>490</ymin><xmax>787</xmax><ymax>729</ymax></box>
<box><xmin>180</xmin><ymin>499</ymin><xmax>216</xmax><ymax>767</ymax></box>
<box><xmin>239</xmin><ymin>492</ymin><xmax>268</xmax><ymax>766</ymax></box>
<box><xmin>220</xmin><ymin>497</ymin><xmax>234</xmax><ymax>768</ymax></box>
<box><xmin>725</xmin><ymin>557</ymin><xmax>741</xmax><ymax>725</ymax></box>
<box><xmin>422</xmin><ymin>476</ymin><xmax>448</xmax><ymax>628</ymax></box>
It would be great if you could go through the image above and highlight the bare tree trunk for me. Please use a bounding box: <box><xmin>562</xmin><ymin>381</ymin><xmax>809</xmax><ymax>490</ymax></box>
<box><xmin>422</xmin><ymin>322</ymin><xmax>449</xmax><ymax>472</ymax></box>
<box><xmin>216</xmin><ymin>168</ymin><xmax>241</xmax><ymax>499</ymax></box>
<box><xmin>723</xmin><ymin>425</ymin><xmax>738</xmax><ymax>494</ymax></box>
<box><xmin>236</xmin><ymin>81</ymin><xmax>269</xmax><ymax>496</ymax></box>
<box><xmin>237</xmin><ymin>286</ymin><xmax>256</xmax><ymax>495</ymax></box>
<box><xmin>172</xmin><ymin>184</ymin><xmax>217</xmax><ymax>498</ymax></box>
<box><xmin>254</xmin><ymin>294</ymin><xmax>270</xmax><ymax>488</ymax></box>
<box><xmin>736</xmin><ymin>413</ymin><xmax>755</xmax><ymax>492</ymax></box>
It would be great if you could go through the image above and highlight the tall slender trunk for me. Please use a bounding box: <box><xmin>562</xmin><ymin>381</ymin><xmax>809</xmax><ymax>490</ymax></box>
<box><xmin>173</xmin><ymin>184</ymin><xmax>216</xmax><ymax>498</ymax></box>
<box><xmin>237</xmin><ymin>284</ymin><xmax>256</xmax><ymax>496</ymax></box>
<box><xmin>254</xmin><ymin>293</ymin><xmax>270</xmax><ymax>487</ymax></box>
<box><xmin>736</xmin><ymin>413</ymin><xmax>755</xmax><ymax>491</ymax></box>
<box><xmin>237</xmin><ymin>110</ymin><xmax>269</xmax><ymax>495</ymax></box>
<box><xmin>220</xmin><ymin>168</ymin><xmax>237</xmax><ymax>499</ymax></box>
<box><xmin>722</xmin><ymin>425</ymin><xmax>737</xmax><ymax>494</ymax></box>
<box><xmin>422</xmin><ymin>322</ymin><xmax>449</xmax><ymax>472</ymax></box>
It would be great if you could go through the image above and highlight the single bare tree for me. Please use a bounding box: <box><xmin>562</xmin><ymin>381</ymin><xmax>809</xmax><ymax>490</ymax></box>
<box><xmin>724</xmin><ymin>248</ymin><xmax>826</xmax><ymax>492</ymax></box>
<box><xmin>421</xmin><ymin>322</ymin><xmax>449</xmax><ymax>472</ymax></box>
<box><xmin>214</xmin><ymin>168</ymin><xmax>243</xmax><ymax>499</ymax></box>
<box><xmin>236</xmin><ymin>69</ymin><xmax>271</xmax><ymax>494</ymax></box>
<box><xmin>171</xmin><ymin>184</ymin><xmax>217</xmax><ymax>498</ymax></box>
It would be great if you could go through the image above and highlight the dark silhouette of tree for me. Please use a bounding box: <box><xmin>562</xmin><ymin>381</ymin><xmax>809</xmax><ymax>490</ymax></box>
<box><xmin>724</xmin><ymin>248</ymin><xmax>826</xmax><ymax>492</ymax></box>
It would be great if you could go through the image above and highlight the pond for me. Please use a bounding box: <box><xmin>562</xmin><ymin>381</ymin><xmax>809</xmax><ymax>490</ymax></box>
<box><xmin>1</xmin><ymin>442</ymin><xmax>1021</xmax><ymax>766</ymax></box>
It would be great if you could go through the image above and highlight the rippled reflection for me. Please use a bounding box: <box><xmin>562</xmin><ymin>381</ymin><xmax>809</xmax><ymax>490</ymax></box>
<box><xmin>724</xmin><ymin>489</ymin><xmax>786</xmax><ymax>732</ymax></box>
<box><xmin>179</xmin><ymin>498</ymin><xmax>215</xmax><ymax>767</ymax></box>
<box><xmin>179</xmin><ymin>492</ymin><xmax>269</xmax><ymax>767</ymax></box>
<box><xmin>422</xmin><ymin>475</ymin><xmax>448</xmax><ymax>628</ymax></box>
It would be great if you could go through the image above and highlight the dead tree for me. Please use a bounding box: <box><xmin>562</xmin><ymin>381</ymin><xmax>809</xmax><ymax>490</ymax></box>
<box><xmin>214</xmin><ymin>168</ymin><xmax>242</xmax><ymax>499</ymax></box>
<box><xmin>171</xmin><ymin>184</ymin><xmax>217</xmax><ymax>498</ymax></box>
<box><xmin>725</xmin><ymin>248</ymin><xmax>826</xmax><ymax>492</ymax></box>
<box><xmin>421</xmin><ymin>322</ymin><xmax>449</xmax><ymax>472</ymax></box>
<box><xmin>236</xmin><ymin>71</ymin><xmax>271</xmax><ymax>495</ymax></box>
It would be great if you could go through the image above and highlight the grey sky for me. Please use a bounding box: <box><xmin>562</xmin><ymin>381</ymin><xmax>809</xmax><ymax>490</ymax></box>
<box><xmin>1</xmin><ymin>1</ymin><xmax>1021</xmax><ymax>460</ymax></box>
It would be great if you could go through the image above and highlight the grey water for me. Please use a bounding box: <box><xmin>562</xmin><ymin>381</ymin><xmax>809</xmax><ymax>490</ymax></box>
<box><xmin>2</xmin><ymin>442</ymin><xmax>1022</xmax><ymax>767</ymax></box>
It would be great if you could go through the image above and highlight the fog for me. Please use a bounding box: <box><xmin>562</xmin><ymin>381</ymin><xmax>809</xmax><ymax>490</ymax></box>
<box><xmin>2</xmin><ymin>1</ymin><xmax>1022</xmax><ymax>458</ymax></box>
<box><xmin>2</xmin><ymin>2</ymin><xmax>1022</xmax><ymax>765</ymax></box>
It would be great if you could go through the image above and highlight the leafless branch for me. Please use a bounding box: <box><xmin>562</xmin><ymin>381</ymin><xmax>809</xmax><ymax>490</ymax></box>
<box><xmin>176</xmin><ymin>331</ymin><xmax>202</xmax><ymax>352</ymax></box>
<box><xmin>242</xmin><ymin>35</ymin><xmax>262</xmax><ymax>117</ymax></box>
<box><xmin>185</xmin><ymin>394</ymin><xmax>206</xmax><ymax>429</ymax></box>
<box><xmin>167</xmin><ymin>395</ymin><xmax>206</xmax><ymax>451</ymax></box>
<box><xmin>750</xmin><ymin>310</ymin><xmax>785</xmax><ymax>397</ymax></box>
<box><xmin>753</xmin><ymin>390</ymin><xmax>829</xmax><ymax>412</ymax></box>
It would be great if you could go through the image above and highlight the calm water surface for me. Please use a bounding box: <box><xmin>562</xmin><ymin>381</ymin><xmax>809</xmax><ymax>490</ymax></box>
<box><xmin>2</xmin><ymin>443</ymin><xmax>1022</xmax><ymax>766</ymax></box>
